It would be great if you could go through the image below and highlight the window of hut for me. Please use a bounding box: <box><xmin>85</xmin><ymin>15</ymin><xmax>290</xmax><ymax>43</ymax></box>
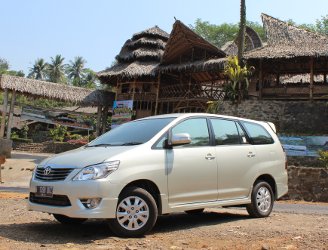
<box><xmin>121</xmin><ymin>84</ymin><xmax>130</xmax><ymax>93</ymax></box>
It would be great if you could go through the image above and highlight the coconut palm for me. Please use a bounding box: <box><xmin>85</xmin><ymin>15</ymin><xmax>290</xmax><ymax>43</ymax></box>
<box><xmin>48</xmin><ymin>55</ymin><xmax>66</xmax><ymax>83</ymax></box>
<box><xmin>28</xmin><ymin>58</ymin><xmax>48</xmax><ymax>80</ymax></box>
<box><xmin>66</xmin><ymin>56</ymin><xmax>86</xmax><ymax>86</ymax></box>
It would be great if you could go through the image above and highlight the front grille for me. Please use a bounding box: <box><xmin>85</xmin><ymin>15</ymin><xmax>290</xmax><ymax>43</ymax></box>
<box><xmin>35</xmin><ymin>167</ymin><xmax>74</xmax><ymax>181</ymax></box>
<box><xmin>29</xmin><ymin>192</ymin><xmax>71</xmax><ymax>207</ymax></box>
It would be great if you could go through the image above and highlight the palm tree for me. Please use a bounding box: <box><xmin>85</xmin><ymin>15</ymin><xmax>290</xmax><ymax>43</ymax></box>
<box><xmin>48</xmin><ymin>55</ymin><xmax>66</xmax><ymax>83</ymax></box>
<box><xmin>28</xmin><ymin>58</ymin><xmax>48</xmax><ymax>80</ymax></box>
<box><xmin>237</xmin><ymin>0</ymin><xmax>246</xmax><ymax>63</ymax></box>
<box><xmin>66</xmin><ymin>56</ymin><xmax>86</xmax><ymax>86</ymax></box>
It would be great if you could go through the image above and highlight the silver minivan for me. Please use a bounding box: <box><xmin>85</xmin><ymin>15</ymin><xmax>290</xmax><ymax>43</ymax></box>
<box><xmin>28</xmin><ymin>113</ymin><xmax>288</xmax><ymax>237</ymax></box>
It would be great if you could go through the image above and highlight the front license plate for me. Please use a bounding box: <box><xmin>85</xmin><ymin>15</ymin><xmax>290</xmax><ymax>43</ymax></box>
<box><xmin>36</xmin><ymin>186</ymin><xmax>53</xmax><ymax>198</ymax></box>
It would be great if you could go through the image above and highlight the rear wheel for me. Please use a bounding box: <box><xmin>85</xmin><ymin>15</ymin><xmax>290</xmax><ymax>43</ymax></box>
<box><xmin>53</xmin><ymin>214</ymin><xmax>87</xmax><ymax>225</ymax></box>
<box><xmin>185</xmin><ymin>208</ymin><xmax>205</xmax><ymax>214</ymax></box>
<box><xmin>108</xmin><ymin>187</ymin><xmax>158</xmax><ymax>237</ymax></box>
<box><xmin>246</xmin><ymin>181</ymin><xmax>274</xmax><ymax>218</ymax></box>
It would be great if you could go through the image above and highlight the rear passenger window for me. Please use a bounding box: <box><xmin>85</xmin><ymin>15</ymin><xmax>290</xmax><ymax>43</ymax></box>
<box><xmin>242</xmin><ymin>122</ymin><xmax>274</xmax><ymax>145</ymax></box>
<box><xmin>210</xmin><ymin>119</ymin><xmax>242</xmax><ymax>145</ymax></box>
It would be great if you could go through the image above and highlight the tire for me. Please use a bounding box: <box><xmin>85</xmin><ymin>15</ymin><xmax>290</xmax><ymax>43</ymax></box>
<box><xmin>108</xmin><ymin>187</ymin><xmax>158</xmax><ymax>237</ymax></box>
<box><xmin>185</xmin><ymin>208</ymin><xmax>205</xmax><ymax>214</ymax></box>
<box><xmin>53</xmin><ymin>214</ymin><xmax>87</xmax><ymax>225</ymax></box>
<box><xmin>246</xmin><ymin>181</ymin><xmax>274</xmax><ymax>218</ymax></box>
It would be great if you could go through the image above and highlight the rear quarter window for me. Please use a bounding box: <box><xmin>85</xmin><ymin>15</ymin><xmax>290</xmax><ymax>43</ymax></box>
<box><xmin>242</xmin><ymin>122</ymin><xmax>274</xmax><ymax>145</ymax></box>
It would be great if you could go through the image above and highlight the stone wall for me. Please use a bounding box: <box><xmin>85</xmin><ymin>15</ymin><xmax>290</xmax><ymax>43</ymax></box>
<box><xmin>218</xmin><ymin>100</ymin><xmax>328</xmax><ymax>134</ymax></box>
<box><xmin>0</xmin><ymin>139</ymin><xmax>12</xmax><ymax>158</ymax></box>
<box><xmin>285</xmin><ymin>166</ymin><xmax>328</xmax><ymax>202</ymax></box>
<box><xmin>13</xmin><ymin>142</ymin><xmax>83</xmax><ymax>154</ymax></box>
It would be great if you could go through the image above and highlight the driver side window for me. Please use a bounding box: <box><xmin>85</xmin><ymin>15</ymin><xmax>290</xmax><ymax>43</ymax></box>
<box><xmin>172</xmin><ymin>118</ymin><xmax>210</xmax><ymax>147</ymax></box>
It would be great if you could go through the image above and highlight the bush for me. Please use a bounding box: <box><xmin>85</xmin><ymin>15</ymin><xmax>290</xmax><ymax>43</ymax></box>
<box><xmin>318</xmin><ymin>150</ymin><xmax>328</xmax><ymax>168</ymax></box>
<box><xmin>49</xmin><ymin>125</ymin><xmax>67</xmax><ymax>142</ymax></box>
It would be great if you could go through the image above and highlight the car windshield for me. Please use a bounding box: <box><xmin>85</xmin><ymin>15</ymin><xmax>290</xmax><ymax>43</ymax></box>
<box><xmin>87</xmin><ymin>117</ymin><xmax>175</xmax><ymax>147</ymax></box>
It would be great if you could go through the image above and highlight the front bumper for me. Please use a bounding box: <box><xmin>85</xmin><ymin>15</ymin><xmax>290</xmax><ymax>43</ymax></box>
<box><xmin>27</xmin><ymin>177</ymin><xmax>121</xmax><ymax>219</ymax></box>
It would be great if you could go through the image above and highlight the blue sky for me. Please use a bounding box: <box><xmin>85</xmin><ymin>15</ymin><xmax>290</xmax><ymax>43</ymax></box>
<box><xmin>1</xmin><ymin>0</ymin><xmax>327</xmax><ymax>75</ymax></box>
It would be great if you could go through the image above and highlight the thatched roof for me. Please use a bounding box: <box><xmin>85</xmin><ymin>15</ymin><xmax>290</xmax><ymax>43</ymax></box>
<box><xmin>222</xmin><ymin>26</ymin><xmax>263</xmax><ymax>56</ymax></box>
<box><xmin>161</xmin><ymin>20</ymin><xmax>226</xmax><ymax>64</ymax></box>
<box><xmin>98</xmin><ymin>26</ymin><xmax>169</xmax><ymax>84</ymax></box>
<box><xmin>159</xmin><ymin>58</ymin><xmax>226</xmax><ymax>74</ymax></box>
<box><xmin>0</xmin><ymin>74</ymin><xmax>114</xmax><ymax>106</ymax></box>
<box><xmin>245</xmin><ymin>14</ymin><xmax>328</xmax><ymax>59</ymax></box>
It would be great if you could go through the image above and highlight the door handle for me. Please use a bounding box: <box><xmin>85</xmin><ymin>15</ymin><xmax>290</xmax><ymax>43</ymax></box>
<box><xmin>247</xmin><ymin>152</ymin><xmax>256</xmax><ymax>158</ymax></box>
<box><xmin>205</xmin><ymin>154</ymin><xmax>215</xmax><ymax>160</ymax></box>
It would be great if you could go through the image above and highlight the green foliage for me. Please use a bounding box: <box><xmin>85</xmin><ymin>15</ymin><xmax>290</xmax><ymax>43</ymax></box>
<box><xmin>66</xmin><ymin>56</ymin><xmax>87</xmax><ymax>86</ymax></box>
<box><xmin>318</xmin><ymin>150</ymin><xmax>328</xmax><ymax>168</ymax></box>
<box><xmin>224</xmin><ymin>56</ymin><xmax>253</xmax><ymax>103</ymax></box>
<box><xmin>20</xmin><ymin>123</ymin><xmax>29</xmax><ymax>139</ymax></box>
<box><xmin>49</xmin><ymin>125</ymin><xmax>68</xmax><ymax>142</ymax></box>
<box><xmin>68</xmin><ymin>133</ymin><xmax>83</xmax><ymax>140</ymax></box>
<box><xmin>28</xmin><ymin>58</ymin><xmax>48</xmax><ymax>80</ymax></box>
<box><xmin>48</xmin><ymin>55</ymin><xmax>67</xmax><ymax>83</ymax></box>
<box><xmin>206</xmin><ymin>100</ymin><xmax>222</xmax><ymax>114</ymax></box>
<box><xmin>11</xmin><ymin>137</ymin><xmax>33</xmax><ymax>143</ymax></box>
<box><xmin>191</xmin><ymin>19</ymin><xmax>266</xmax><ymax>48</ymax></box>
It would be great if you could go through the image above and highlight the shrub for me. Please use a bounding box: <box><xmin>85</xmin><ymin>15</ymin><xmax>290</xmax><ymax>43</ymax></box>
<box><xmin>49</xmin><ymin>125</ymin><xmax>67</xmax><ymax>142</ymax></box>
<box><xmin>318</xmin><ymin>150</ymin><xmax>328</xmax><ymax>168</ymax></box>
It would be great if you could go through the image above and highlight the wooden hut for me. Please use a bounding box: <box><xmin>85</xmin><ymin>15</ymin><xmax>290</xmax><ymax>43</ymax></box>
<box><xmin>157</xmin><ymin>20</ymin><xmax>227</xmax><ymax>113</ymax></box>
<box><xmin>244</xmin><ymin>14</ymin><xmax>328</xmax><ymax>100</ymax></box>
<box><xmin>0</xmin><ymin>74</ymin><xmax>114</xmax><ymax>139</ymax></box>
<box><xmin>98</xmin><ymin>26</ymin><xmax>169</xmax><ymax>118</ymax></box>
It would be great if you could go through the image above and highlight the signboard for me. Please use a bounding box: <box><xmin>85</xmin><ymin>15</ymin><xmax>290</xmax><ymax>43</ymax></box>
<box><xmin>278</xmin><ymin>135</ymin><xmax>328</xmax><ymax>157</ymax></box>
<box><xmin>112</xmin><ymin>100</ymin><xmax>133</xmax><ymax>128</ymax></box>
<box><xmin>21</xmin><ymin>106</ymin><xmax>94</xmax><ymax>130</ymax></box>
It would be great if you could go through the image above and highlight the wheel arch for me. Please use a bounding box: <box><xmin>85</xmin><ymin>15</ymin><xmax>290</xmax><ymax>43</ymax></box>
<box><xmin>119</xmin><ymin>179</ymin><xmax>162</xmax><ymax>215</ymax></box>
<box><xmin>254</xmin><ymin>174</ymin><xmax>277</xmax><ymax>199</ymax></box>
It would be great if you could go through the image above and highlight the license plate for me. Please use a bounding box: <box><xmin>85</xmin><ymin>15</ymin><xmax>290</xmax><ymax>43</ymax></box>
<box><xmin>36</xmin><ymin>186</ymin><xmax>53</xmax><ymax>198</ymax></box>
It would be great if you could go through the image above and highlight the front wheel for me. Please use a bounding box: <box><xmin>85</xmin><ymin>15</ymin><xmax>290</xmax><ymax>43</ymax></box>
<box><xmin>53</xmin><ymin>214</ymin><xmax>87</xmax><ymax>225</ymax></box>
<box><xmin>108</xmin><ymin>187</ymin><xmax>158</xmax><ymax>237</ymax></box>
<box><xmin>246</xmin><ymin>181</ymin><xmax>274</xmax><ymax>218</ymax></box>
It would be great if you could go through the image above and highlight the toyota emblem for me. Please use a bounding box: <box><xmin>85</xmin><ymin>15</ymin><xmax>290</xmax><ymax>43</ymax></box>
<box><xmin>44</xmin><ymin>167</ymin><xmax>52</xmax><ymax>175</ymax></box>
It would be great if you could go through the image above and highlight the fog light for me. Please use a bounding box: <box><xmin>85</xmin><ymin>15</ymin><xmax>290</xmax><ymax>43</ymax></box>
<box><xmin>80</xmin><ymin>198</ymin><xmax>102</xmax><ymax>209</ymax></box>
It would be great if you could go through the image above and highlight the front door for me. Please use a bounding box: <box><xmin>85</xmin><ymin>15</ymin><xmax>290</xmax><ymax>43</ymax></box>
<box><xmin>166</xmin><ymin>118</ymin><xmax>218</xmax><ymax>206</ymax></box>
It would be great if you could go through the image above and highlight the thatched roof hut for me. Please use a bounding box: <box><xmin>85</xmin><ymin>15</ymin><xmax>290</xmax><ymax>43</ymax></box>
<box><xmin>245</xmin><ymin>14</ymin><xmax>328</xmax><ymax>59</ymax></box>
<box><xmin>98</xmin><ymin>26</ymin><xmax>169</xmax><ymax>84</ymax></box>
<box><xmin>222</xmin><ymin>26</ymin><xmax>263</xmax><ymax>56</ymax></box>
<box><xmin>0</xmin><ymin>74</ymin><xmax>114</xmax><ymax>106</ymax></box>
<box><xmin>159</xmin><ymin>20</ymin><xmax>226</xmax><ymax>73</ymax></box>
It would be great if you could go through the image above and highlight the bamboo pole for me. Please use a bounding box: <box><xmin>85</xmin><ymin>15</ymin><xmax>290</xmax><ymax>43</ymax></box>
<box><xmin>0</xmin><ymin>89</ymin><xmax>9</xmax><ymax>138</ymax></box>
<box><xmin>6</xmin><ymin>90</ymin><xmax>16</xmax><ymax>140</ymax></box>
<box><xmin>101</xmin><ymin>105</ymin><xmax>109</xmax><ymax>134</ymax></box>
<box><xmin>154</xmin><ymin>74</ymin><xmax>161</xmax><ymax>115</ymax></box>
<box><xmin>0</xmin><ymin>156</ymin><xmax>5</xmax><ymax>183</ymax></box>
<box><xmin>259</xmin><ymin>59</ymin><xmax>263</xmax><ymax>99</ymax></box>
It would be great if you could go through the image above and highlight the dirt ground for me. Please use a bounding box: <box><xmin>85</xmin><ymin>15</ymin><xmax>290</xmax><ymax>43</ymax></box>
<box><xmin>0</xmin><ymin>196</ymin><xmax>327</xmax><ymax>250</ymax></box>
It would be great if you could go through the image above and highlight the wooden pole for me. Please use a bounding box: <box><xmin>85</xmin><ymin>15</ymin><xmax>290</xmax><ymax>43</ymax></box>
<box><xmin>6</xmin><ymin>90</ymin><xmax>16</xmax><ymax>140</ymax></box>
<box><xmin>154</xmin><ymin>74</ymin><xmax>161</xmax><ymax>115</ymax></box>
<box><xmin>310</xmin><ymin>57</ymin><xmax>314</xmax><ymax>101</ymax></box>
<box><xmin>101</xmin><ymin>105</ymin><xmax>109</xmax><ymax>134</ymax></box>
<box><xmin>0</xmin><ymin>156</ymin><xmax>5</xmax><ymax>183</ymax></box>
<box><xmin>259</xmin><ymin>59</ymin><xmax>263</xmax><ymax>99</ymax></box>
<box><xmin>96</xmin><ymin>105</ymin><xmax>102</xmax><ymax>136</ymax></box>
<box><xmin>0</xmin><ymin>89</ymin><xmax>9</xmax><ymax>138</ymax></box>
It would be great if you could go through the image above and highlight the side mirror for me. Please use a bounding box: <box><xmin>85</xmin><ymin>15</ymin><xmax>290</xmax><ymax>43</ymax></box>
<box><xmin>171</xmin><ymin>133</ymin><xmax>192</xmax><ymax>146</ymax></box>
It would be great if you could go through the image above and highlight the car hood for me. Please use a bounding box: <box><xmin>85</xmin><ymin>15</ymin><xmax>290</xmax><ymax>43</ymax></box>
<box><xmin>40</xmin><ymin>146</ymin><xmax>138</xmax><ymax>168</ymax></box>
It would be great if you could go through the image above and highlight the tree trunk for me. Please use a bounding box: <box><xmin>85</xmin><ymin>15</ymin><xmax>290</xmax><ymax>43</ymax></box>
<box><xmin>237</xmin><ymin>0</ymin><xmax>246</xmax><ymax>103</ymax></box>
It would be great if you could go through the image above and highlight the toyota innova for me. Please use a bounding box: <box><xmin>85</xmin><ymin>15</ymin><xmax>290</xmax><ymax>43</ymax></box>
<box><xmin>28</xmin><ymin>113</ymin><xmax>288</xmax><ymax>237</ymax></box>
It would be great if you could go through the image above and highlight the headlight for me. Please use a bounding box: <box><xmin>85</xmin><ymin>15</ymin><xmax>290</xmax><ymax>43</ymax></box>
<box><xmin>72</xmin><ymin>161</ymin><xmax>120</xmax><ymax>181</ymax></box>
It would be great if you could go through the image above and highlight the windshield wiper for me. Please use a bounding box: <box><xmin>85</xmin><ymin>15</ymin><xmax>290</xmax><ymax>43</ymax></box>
<box><xmin>85</xmin><ymin>143</ymin><xmax>113</xmax><ymax>147</ymax></box>
<box><xmin>120</xmin><ymin>142</ymin><xmax>143</xmax><ymax>146</ymax></box>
